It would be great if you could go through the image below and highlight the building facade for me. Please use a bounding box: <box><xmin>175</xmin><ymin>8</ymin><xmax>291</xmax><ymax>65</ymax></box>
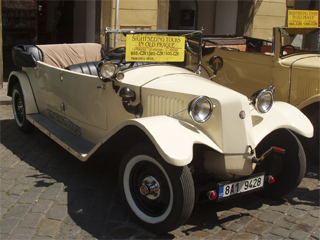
<box><xmin>1</xmin><ymin>0</ymin><xmax>319</xmax><ymax>86</ymax></box>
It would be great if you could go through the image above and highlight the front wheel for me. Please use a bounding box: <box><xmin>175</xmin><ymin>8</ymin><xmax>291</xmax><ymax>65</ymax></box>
<box><xmin>119</xmin><ymin>143</ymin><xmax>195</xmax><ymax>234</ymax></box>
<box><xmin>254</xmin><ymin>129</ymin><xmax>306</xmax><ymax>198</ymax></box>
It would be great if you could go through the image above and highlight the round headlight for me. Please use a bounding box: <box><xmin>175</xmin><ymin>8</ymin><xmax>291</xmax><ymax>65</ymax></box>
<box><xmin>99</xmin><ymin>61</ymin><xmax>117</xmax><ymax>79</ymax></box>
<box><xmin>251</xmin><ymin>87</ymin><xmax>274</xmax><ymax>113</ymax></box>
<box><xmin>188</xmin><ymin>96</ymin><xmax>215</xmax><ymax>123</ymax></box>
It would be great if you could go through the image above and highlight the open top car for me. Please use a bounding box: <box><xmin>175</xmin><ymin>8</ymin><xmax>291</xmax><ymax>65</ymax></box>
<box><xmin>191</xmin><ymin>27</ymin><xmax>320</xmax><ymax>161</ymax></box>
<box><xmin>7</xmin><ymin>28</ymin><xmax>313</xmax><ymax>233</ymax></box>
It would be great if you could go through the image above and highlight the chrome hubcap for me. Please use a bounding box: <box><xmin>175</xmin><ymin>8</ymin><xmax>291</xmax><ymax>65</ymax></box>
<box><xmin>140</xmin><ymin>176</ymin><xmax>160</xmax><ymax>200</ymax></box>
<box><xmin>17</xmin><ymin>100</ymin><xmax>24</xmax><ymax>116</ymax></box>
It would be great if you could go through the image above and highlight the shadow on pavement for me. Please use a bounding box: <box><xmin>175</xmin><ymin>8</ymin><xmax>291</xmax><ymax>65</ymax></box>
<box><xmin>1</xmin><ymin>118</ymin><xmax>319</xmax><ymax>239</ymax></box>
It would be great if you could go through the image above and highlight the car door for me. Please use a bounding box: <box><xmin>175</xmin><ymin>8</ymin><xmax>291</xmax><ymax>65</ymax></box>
<box><xmin>34</xmin><ymin>62</ymin><xmax>64</xmax><ymax>114</ymax></box>
<box><xmin>61</xmin><ymin>70</ymin><xmax>109</xmax><ymax>143</ymax></box>
<box><xmin>206</xmin><ymin>49</ymin><xmax>274</xmax><ymax>98</ymax></box>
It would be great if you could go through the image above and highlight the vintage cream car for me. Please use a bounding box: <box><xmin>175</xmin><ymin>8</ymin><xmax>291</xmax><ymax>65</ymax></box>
<box><xmin>7</xmin><ymin>29</ymin><xmax>313</xmax><ymax>233</ymax></box>
<box><xmin>195</xmin><ymin>27</ymin><xmax>319</xmax><ymax>161</ymax></box>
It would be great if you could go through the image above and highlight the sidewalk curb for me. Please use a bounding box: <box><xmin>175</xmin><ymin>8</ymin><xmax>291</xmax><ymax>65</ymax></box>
<box><xmin>0</xmin><ymin>101</ymin><xmax>12</xmax><ymax>106</ymax></box>
<box><xmin>0</xmin><ymin>82</ymin><xmax>11</xmax><ymax>106</ymax></box>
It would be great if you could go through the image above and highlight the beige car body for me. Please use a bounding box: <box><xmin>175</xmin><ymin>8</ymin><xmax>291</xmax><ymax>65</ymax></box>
<box><xmin>6</xmin><ymin>30</ymin><xmax>314</xmax><ymax>233</ymax></box>
<box><xmin>8</xmin><ymin>33</ymin><xmax>313</xmax><ymax>180</ymax></box>
<box><xmin>198</xmin><ymin>28</ymin><xmax>320</xmax><ymax>110</ymax></box>
<box><xmin>192</xmin><ymin>27</ymin><xmax>319</xmax><ymax>159</ymax></box>
<box><xmin>9</xmin><ymin>61</ymin><xmax>313</xmax><ymax>179</ymax></box>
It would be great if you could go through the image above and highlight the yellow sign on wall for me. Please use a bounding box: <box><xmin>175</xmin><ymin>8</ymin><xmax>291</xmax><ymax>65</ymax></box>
<box><xmin>288</xmin><ymin>10</ymin><xmax>319</xmax><ymax>28</ymax></box>
<box><xmin>125</xmin><ymin>35</ymin><xmax>185</xmax><ymax>62</ymax></box>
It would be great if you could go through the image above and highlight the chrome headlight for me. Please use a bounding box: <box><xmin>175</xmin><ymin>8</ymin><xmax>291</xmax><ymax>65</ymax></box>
<box><xmin>250</xmin><ymin>86</ymin><xmax>275</xmax><ymax>113</ymax></box>
<box><xmin>99</xmin><ymin>61</ymin><xmax>117</xmax><ymax>79</ymax></box>
<box><xmin>188</xmin><ymin>96</ymin><xmax>215</xmax><ymax>123</ymax></box>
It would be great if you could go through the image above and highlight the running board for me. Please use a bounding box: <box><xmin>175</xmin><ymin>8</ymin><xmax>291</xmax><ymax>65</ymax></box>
<box><xmin>27</xmin><ymin>114</ymin><xmax>96</xmax><ymax>161</ymax></box>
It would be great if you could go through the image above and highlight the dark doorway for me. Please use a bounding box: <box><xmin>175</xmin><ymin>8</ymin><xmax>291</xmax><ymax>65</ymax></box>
<box><xmin>37</xmin><ymin>1</ymin><xmax>74</xmax><ymax>44</ymax></box>
<box><xmin>2</xmin><ymin>0</ymin><xmax>37</xmax><ymax>80</ymax></box>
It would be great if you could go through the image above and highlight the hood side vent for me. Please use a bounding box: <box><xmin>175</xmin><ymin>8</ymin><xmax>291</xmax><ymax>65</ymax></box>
<box><xmin>147</xmin><ymin>95</ymin><xmax>184</xmax><ymax>118</ymax></box>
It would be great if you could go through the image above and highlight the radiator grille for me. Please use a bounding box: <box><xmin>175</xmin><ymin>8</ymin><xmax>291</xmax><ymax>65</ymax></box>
<box><xmin>293</xmin><ymin>75</ymin><xmax>320</xmax><ymax>104</ymax></box>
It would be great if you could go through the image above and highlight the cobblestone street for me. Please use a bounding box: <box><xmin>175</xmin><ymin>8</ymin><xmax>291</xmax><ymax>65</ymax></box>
<box><xmin>1</xmin><ymin>103</ymin><xmax>319</xmax><ymax>240</ymax></box>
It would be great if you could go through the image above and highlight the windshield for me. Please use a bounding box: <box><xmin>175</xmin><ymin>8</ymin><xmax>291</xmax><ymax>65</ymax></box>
<box><xmin>281</xmin><ymin>28</ymin><xmax>320</xmax><ymax>56</ymax></box>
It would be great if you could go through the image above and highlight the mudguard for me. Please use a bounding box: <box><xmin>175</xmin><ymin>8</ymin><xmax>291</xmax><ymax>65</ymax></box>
<box><xmin>110</xmin><ymin>116</ymin><xmax>222</xmax><ymax>166</ymax></box>
<box><xmin>111</xmin><ymin>103</ymin><xmax>312</xmax><ymax>166</ymax></box>
<box><xmin>252</xmin><ymin>101</ymin><xmax>313</xmax><ymax>145</ymax></box>
<box><xmin>8</xmin><ymin>71</ymin><xmax>38</xmax><ymax>115</ymax></box>
<box><xmin>297</xmin><ymin>94</ymin><xmax>320</xmax><ymax>110</ymax></box>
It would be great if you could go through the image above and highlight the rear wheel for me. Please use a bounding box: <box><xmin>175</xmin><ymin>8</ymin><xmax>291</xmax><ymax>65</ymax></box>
<box><xmin>12</xmin><ymin>83</ymin><xmax>34</xmax><ymax>133</ymax></box>
<box><xmin>119</xmin><ymin>143</ymin><xmax>194</xmax><ymax>234</ymax></box>
<box><xmin>254</xmin><ymin>129</ymin><xmax>306</xmax><ymax>198</ymax></box>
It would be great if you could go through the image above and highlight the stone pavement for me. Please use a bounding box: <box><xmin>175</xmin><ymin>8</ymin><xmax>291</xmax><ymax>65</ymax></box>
<box><xmin>0</xmin><ymin>82</ymin><xmax>12</xmax><ymax>106</ymax></box>
<box><xmin>0</xmin><ymin>84</ymin><xmax>320</xmax><ymax>240</ymax></box>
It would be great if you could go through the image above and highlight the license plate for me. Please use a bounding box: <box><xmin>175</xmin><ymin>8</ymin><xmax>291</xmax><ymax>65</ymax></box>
<box><xmin>218</xmin><ymin>175</ymin><xmax>265</xmax><ymax>199</ymax></box>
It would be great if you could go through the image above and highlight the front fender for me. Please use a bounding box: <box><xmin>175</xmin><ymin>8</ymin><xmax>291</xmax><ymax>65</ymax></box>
<box><xmin>252</xmin><ymin>101</ymin><xmax>313</xmax><ymax>145</ymax></box>
<box><xmin>8</xmin><ymin>71</ymin><xmax>38</xmax><ymax>115</ymax></box>
<box><xmin>297</xmin><ymin>93</ymin><xmax>320</xmax><ymax>110</ymax></box>
<box><xmin>113</xmin><ymin>116</ymin><xmax>222</xmax><ymax>166</ymax></box>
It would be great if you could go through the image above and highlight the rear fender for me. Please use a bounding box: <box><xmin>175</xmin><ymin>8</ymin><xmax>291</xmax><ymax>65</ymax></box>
<box><xmin>252</xmin><ymin>101</ymin><xmax>313</xmax><ymax>145</ymax></box>
<box><xmin>8</xmin><ymin>71</ymin><xmax>38</xmax><ymax>115</ymax></box>
<box><xmin>112</xmin><ymin>116</ymin><xmax>222</xmax><ymax>166</ymax></box>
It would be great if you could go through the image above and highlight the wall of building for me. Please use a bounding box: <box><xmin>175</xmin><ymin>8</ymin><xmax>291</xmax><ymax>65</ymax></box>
<box><xmin>86</xmin><ymin>1</ymin><xmax>96</xmax><ymax>42</ymax></box>
<box><xmin>74</xmin><ymin>1</ymin><xmax>87</xmax><ymax>42</ymax></box>
<box><xmin>251</xmin><ymin>0</ymin><xmax>287</xmax><ymax>39</ymax></box>
<box><xmin>0</xmin><ymin>2</ymin><xmax>3</xmax><ymax>87</ymax></box>
<box><xmin>73</xmin><ymin>0</ymin><xmax>96</xmax><ymax>43</ymax></box>
<box><xmin>169</xmin><ymin>0</ymin><xmax>216</xmax><ymax>34</ymax></box>
<box><xmin>197</xmin><ymin>1</ymin><xmax>216</xmax><ymax>34</ymax></box>
<box><xmin>214</xmin><ymin>1</ymin><xmax>238</xmax><ymax>35</ymax></box>
<box><xmin>111</xmin><ymin>0</ymin><xmax>158</xmax><ymax>30</ymax></box>
<box><xmin>294</xmin><ymin>0</ymin><xmax>320</xmax><ymax>10</ymax></box>
<box><xmin>109</xmin><ymin>0</ymin><xmax>158</xmax><ymax>46</ymax></box>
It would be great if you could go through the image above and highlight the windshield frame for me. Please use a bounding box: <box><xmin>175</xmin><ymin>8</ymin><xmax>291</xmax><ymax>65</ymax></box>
<box><xmin>279</xmin><ymin>27</ymin><xmax>320</xmax><ymax>57</ymax></box>
<box><xmin>104</xmin><ymin>28</ymin><xmax>203</xmax><ymax>73</ymax></box>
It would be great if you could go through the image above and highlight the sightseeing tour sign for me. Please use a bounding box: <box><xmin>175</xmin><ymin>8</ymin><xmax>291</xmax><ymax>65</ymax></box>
<box><xmin>288</xmin><ymin>10</ymin><xmax>319</xmax><ymax>28</ymax></box>
<box><xmin>125</xmin><ymin>35</ymin><xmax>186</xmax><ymax>62</ymax></box>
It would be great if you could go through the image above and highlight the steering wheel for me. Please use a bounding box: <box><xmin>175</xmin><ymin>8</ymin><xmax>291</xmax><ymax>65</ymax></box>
<box><xmin>108</xmin><ymin>45</ymin><xmax>127</xmax><ymax>64</ymax></box>
<box><xmin>108</xmin><ymin>45</ymin><xmax>137</xmax><ymax>68</ymax></box>
<box><xmin>281</xmin><ymin>45</ymin><xmax>295</xmax><ymax>55</ymax></box>
<box><xmin>109</xmin><ymin>45</ymin><xmax>126</xmax><ymax>53</ymax></box>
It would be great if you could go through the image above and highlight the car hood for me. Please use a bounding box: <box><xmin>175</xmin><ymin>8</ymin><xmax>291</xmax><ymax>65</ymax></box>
<box><xmin>121</xmin><ymin>64</ymin><xmax>248</xmax><ymax>101</ymax></box>
<box><xmin>280</xmin><ymin>54</ymin><xmax>320</xmax><ymax>69</ymax></box>
<box><xmin>121</xmin><ymin>64</ymin><xmax>195</xmax><ymax>86</ymax></box>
